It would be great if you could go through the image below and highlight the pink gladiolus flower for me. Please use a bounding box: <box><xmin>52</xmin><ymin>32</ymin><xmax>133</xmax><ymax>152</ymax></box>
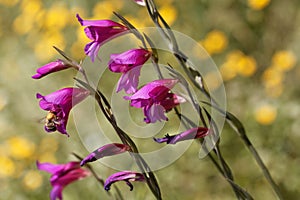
<box><xmin>154</xmin><ymin>127</ymin><xmax>210</xmax><ymax>144</ymax></box>
<box><xmin>37</xmin><ymin>88</ymin><xmax>90</xmax><ymax>137</ymax></box>
<box><xmin>76</xmin><ymin>14</ymin><xmax>129</xmax><ymax>62</ymax></box>
<box><xmin>125</xmin><ymin>79</ymin><xmax>185</xmax><ymax>123</ymax></box>
<box><xmin>80</xmin><ymin>143</ymin><xmax>131</xmax><ymax>166</ymax></box>
<box><xmin>104</xmin><ymin>171</ymin><xmax>145</xmax><ymax>191</ymax></box>
<box><xmin>108</xmin><ymin>48</ymin><xmax>151</xmax><ymax>94</ymax></box>
<box><xmin>37</xmin><ymin>161</ymin><xmax>90</xmax><ymax>200</ymax></box>
<box><xmin>32</xmin><ymin>60</ymin><xmax>74</xmax><ymax>79</ymax></box>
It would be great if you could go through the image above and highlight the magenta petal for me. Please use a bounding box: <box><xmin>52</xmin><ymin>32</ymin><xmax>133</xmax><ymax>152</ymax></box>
<box><xmin>50</xmin><ymin>185</ymin><xmax>63</xmax><ymax>200</ymax></box>
<box><xmin>124</xmin><ymin>79</ymin><xmax>184</xmax><ymax>124</ymax></box>
<box><xmin>127</xmin><ymin>79</ymin><xmax>178</xmax><ymax>100</ymax></box>
<box><xmin>76</xmin><ymin>14</ymin><xmax>126</xmax><ymax>27</ymax></box>
<box><xmin>84</xmin><ymin>41</ymin><xmax>101</xmax><ymax>62</ymax></box>
<box><xmin>160</xmin><ymin>93</ymin><xmax>186</xmax><ymax>111</ymax></box>
<box><xmin>116</xmin><ymin>66</ymin><xmax>142</xmax><ymax>94</ymax></box>
<box><xmin>37</xmin><ymin>88</ymin><xmax>82</xmax><ymax>106</ymax></box>
<box><xmin>77</xmin><ymin>14</ymin><xmax>129</xmax><ymax>62</ymax></box>
<box><xmin>144</xmin><ymin>104</ymin><xmax>167</xmax><ymax>123</ymax></box>
<box><xmin>80</xmin><ymin>143</ymin><xmax>130</xmax><ymax>166</ymax></box>
<box><xmin>153</xmin><ymin>137</ymin><xmax>169</xmax><ymax>143</ymax></box>
<box><xmin>108</xmin><ymin>49</ymin><xmax>151</xmax><ymax>73</ymax></box>
<box><xmin>108</xmin><ymin>49</ymin><xmax>151</xmax><ymax>94</ymax></box>
<box><xmin>36</xmin><ymin>161</ymin><xmax>63</xmax><ymax>174</ymax></box>
<box><xmin>32</xmin><ymin>60</ymin><xmax>70</xmax><ymax>79</ymax></box>
<box><xmin>37</xmin><ymin>88</ymin><xmax>89</xmax><ymax>136</ymax></box>
<box><xmin>55</xmin><ymin>123</ymin><xmax>68</xmax><ymax>137</ymax></box>
<box><xmin>37</xmin><ymin>161</ymin><xmax>90</xmax><ymax>200</ymax></box>
<box><xmin>128</xmin><ymin>98</ymin><xmax>150</xmax><ymax>108</ymax></box>
<box><xmin>154</xmin><ymin>127</ymin><xmax>210</xmax><ymax>144</ymax></box>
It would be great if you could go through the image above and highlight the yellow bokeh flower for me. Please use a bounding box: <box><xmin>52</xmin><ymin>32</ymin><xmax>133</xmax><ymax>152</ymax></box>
<box><xmin>23</xmin><ymin>170</ymin><xmax>43</xmax><ymax>190</ymax></box>
<box><xmin>254</xmin><ymin>104</ymin><xmax>277</xmax><ymax>125</ymax></box>
<box><xmin>272</xmin><ymin>50</ymin><xmax>297</xmax><ymax>72</ymax></box>
<box><xmin>220</xmin><ymin>62</ymin><xmax>238</xmax><ymax>81</ymax></box>
<box><xmin>236</xmin><ymin>55</ymin><xmax>257</xmax><ymax>77</ymax></box>
<box><xmin>44</xmin><ymin>3</ymin><xmax>69</xmax><ymax>30</ymax></box>
<box><xmin>34</xmin><ymin>31</ymin><xmax>66</xmax><ymax>62</ymax></box>
<box><xmin>93</xmin><ymin>1</ymin><xmax>114</xmax><ymax>19</ymax></box>
<box><xmin>7</xmin><ymin>136</ymin><xmax>35</xmax><ymax>159</ymax></box>
<box><xmin>219</xmin><ymin>50</ymin><xmax>243</xmax><ymax>81</ymax></box>
<box><xmin>0</xmin><ymin>156</ymin><xmax>15</xmax><ymax>178</ymax></box>
<box><xmin>220</xmin><ymin>50</ymin><xmax>257</xmax><ymax>80</ymax></box>
<box><xmin>262</xmin><ymin>67</ymin><xmax>284</xmax><ymax>88</ymax></box>
<box><xmin>248</xmin><ymin>0</ymin><xmax>271</xmax><ymax>10</ymax></box>
<box><xmin>159</xmin><ymin>4</ymin><xmax>177</xmax><ymax>25</ymax></box>
<box><xmin>202</xmin><ymin>30</ymin><xmax>228</xmax><ymax>55</ymax></box>
<box><xmin>21</xmin><ymin>0</ymin><xmax>42</xmax><ymax>15</ymax></box>
<box><xmin>13</xmin><ymin>0</ymin><xmax>45</xmax><ymax>35</ymax></box>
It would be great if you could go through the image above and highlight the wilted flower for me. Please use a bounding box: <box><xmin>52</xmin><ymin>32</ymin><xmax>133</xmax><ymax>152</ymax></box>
<box><xmin>125</xmin><ymin>79</ymin><xmax>185</xmax><ymax>123</ymax></box>
<box><xmin>108</xmin><ymin>48</ymin><xmax>151</xmax><ymax>94</ymax></box>
<box><xmin>104</xmin><ymin>171</ymin><xmax>145</xmax><ymax>191</ymax></box>
<box><xmin>154</xmin><ymin>127</ymin><xmax>210</xmax><ymax>144</ymax></box>
<box><xmin>76</xmin><ymin>14</ymin><xmax>129</xmax><ymax>62</ymax></box>
<box><xmin>36</xmin><ymin>161</ymin><xmax>90</xmax><ymax>200</ymax></box>
<box><xmin>133</xmin><ymin>0</ymin><xmax>146</xmax><ymax>6</ymax></box>
<box><xmin>80</xmin><ymin>143</ymin><xmax>131</xmax><ymax>166</ymax></box>
<box><xmin>32</xmin><ymin>60</ymin><xmax>75</xmax><ymax>79</ymax></box>
<box><xmin>37</xmin><ymin>88</ymin><xmax>90</xmax><ymax>136</ymax></box>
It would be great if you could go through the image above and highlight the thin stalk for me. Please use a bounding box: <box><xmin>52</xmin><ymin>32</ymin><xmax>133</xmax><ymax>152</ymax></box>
<box><xmin>204</xmin><ymin>101</ymin><xmax>283</xmax><ymax>199</ymax></box>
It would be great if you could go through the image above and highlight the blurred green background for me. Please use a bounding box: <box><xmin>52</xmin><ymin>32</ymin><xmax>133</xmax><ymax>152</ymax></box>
<box><xmin>0</xmin><ymin>0</ymin><xmax>299</xmax><ymax>199</ymax></box>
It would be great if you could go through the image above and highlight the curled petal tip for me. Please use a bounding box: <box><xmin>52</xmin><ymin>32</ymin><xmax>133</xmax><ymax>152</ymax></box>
<box><xmin>126</xmin><ymin>181</ymin><xmax>134</xmax><ymax>191</ymax></box>
<box><xmin>76</xmin><ymin>13</ymin><xmax>83</xmax><ymax>25</ymax></box>
<box><xmin>32</xmin><ymin>74</ymin><xmax>42</xmax><ymax>79</ymax></box>
<box><xmin>80</xmin><ymin>161</ymin><xmax>85</xmax><ymax>167</ymax></box>
<box><xmin>36</xmin><ymin>93</ymin><xmax>43</xmax><ymax>99</ymax></box>
<box><xmin>153</xmin><ymin>137</ymin><xmax>163</xmax><ymax>143</ymax></box>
